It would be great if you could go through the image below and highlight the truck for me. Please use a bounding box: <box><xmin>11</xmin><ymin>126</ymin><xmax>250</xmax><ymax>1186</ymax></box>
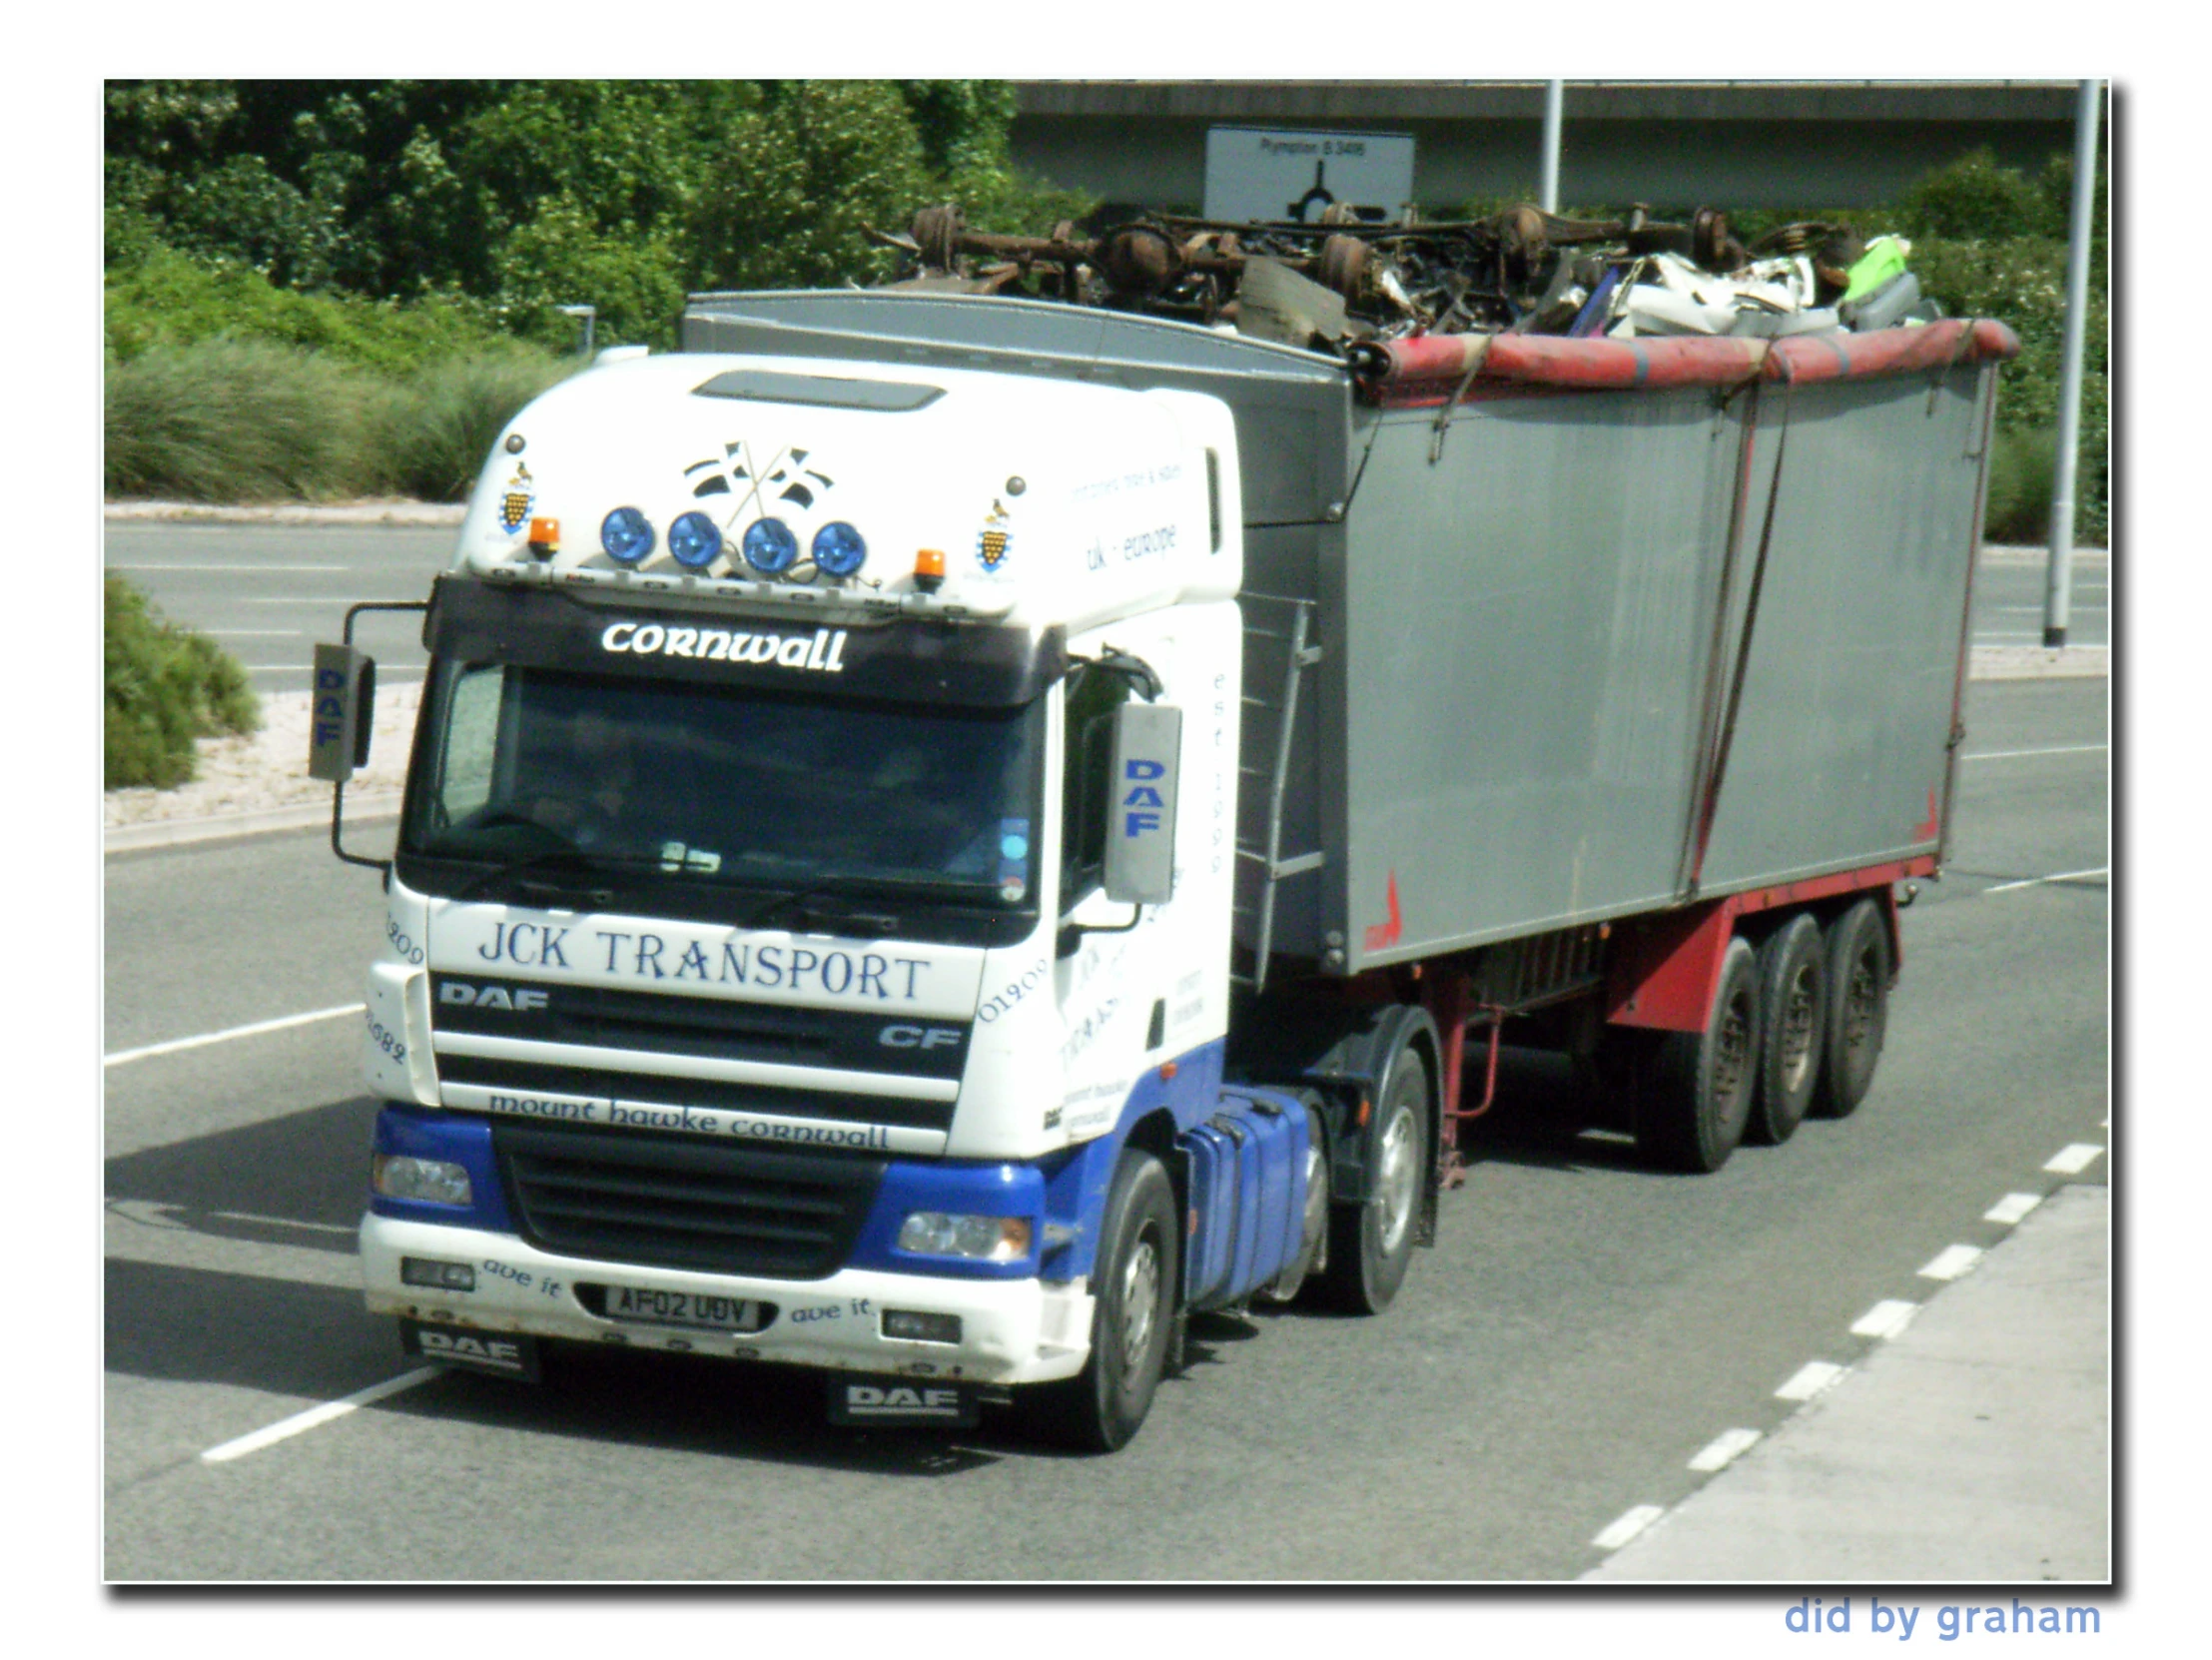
<box><xmin>310</xmin><ymin>286</ymin><xmax>2016</xmax><ymax>1451</ymax></box>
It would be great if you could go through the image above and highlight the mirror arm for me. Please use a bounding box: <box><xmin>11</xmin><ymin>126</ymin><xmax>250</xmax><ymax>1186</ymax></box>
<box><xmin>1056</xmin><ymin>903</ymin><xmax>1143</xmax><ymax>959</ymax></box>
<box><xmin>330</xmin><ymin>600</ymin><xmax>429</xmax><ymax>878</ymax></box>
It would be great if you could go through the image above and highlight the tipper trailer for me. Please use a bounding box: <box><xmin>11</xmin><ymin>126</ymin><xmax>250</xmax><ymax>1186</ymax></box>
<box><xmin>312</xmin><ymin>291</ymin><xmax>2016</xmax><ymax>1449</ymax></box>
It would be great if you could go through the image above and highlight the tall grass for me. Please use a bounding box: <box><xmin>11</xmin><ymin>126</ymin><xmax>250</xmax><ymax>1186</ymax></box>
<box><xmin>105</xmin><ymin>574</ymin><xmax>260</xmax><ymax>789</ymax></box>
<box><xmin>103</xmin><ymin>341</ymin><xmax>569</xmax><ymax>503</ymax></box>
<box><xmin>373</xmin><ymin>355</ymin><xmax>573</xmax><ymax>501</ymax></box>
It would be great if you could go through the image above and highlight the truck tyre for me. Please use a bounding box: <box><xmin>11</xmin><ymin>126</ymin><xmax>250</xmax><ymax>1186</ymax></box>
<box><xmin>1321</xmin><ymin>1045</ymin><xmax>1430</xmax><ymax>1314</ymax></box>
<box><xmin>1257</xmin><ymin>1101</ymin><xmax>1331</xmax><ymax>1304</ymax></box>
<box><xmin>1748</xmin><ymin>913</ymin><xmax>1826</xmax><ymax>1146</ymax></box>
<box><xmin>1813</xmin><ymin>898</ymin><xmax>1890</xmax><ymax>1119</ymax></box>
<box><xmin>1028</xmin><ymin>1150</ymin><xmax>1178</xmax><ymax>1452</ymax></box>
<box><xmin>1640</xmin><ymin>935</ymin><xmax>1760</xmax><ymax>1173</ymax></box>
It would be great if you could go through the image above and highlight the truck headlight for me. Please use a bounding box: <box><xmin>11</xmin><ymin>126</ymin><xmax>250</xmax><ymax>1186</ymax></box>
<box><xmin>372</xmin><ymin>1154</ymin><xmax>473</xmax><ymax>1207</ymax></box>
<box><xmin>896</xmin><ymin>1213</ymin><xmax>1033</xmax><ymax>1261</ymax></box>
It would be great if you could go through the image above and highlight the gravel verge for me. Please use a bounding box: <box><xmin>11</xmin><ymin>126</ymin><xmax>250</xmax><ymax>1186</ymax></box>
<box><xmin>105</xmin><ymin>681</ymin><xmax>420</xmax><ymax>835</ymax></box>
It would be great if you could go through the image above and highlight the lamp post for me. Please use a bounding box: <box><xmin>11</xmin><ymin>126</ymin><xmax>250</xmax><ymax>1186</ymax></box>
<box><xmin>2042</xmin><ymin>80</ymin><xmax>2102</xmax><ymax>648</ymax></box>
<box><xmin>1540</xmin><ymin>80</ymin><xmax>1564</xmax><ymax>214</ymax></box>
<box><xmin>556</xmin><ymin>304</ymin><xmax>597</xmax><ymax>359</ymax></box>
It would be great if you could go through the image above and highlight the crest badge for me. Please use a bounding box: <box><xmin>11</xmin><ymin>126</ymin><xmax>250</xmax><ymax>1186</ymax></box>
<box><xmin>976</xmin><ymin>498</ymin><xmax>1013</xmax><ymax>571</ymax></box>
<box><xmin>498</xmin><ymin>462</ymin><xmax>534</xmax><ymax>535</ymax></box>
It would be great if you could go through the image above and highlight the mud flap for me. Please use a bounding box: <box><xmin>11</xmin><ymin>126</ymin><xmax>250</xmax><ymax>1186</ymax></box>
<box><xmin>827</xmin><ymin>1376</ymin><xmax>980</xmax><ymax>1428</ymax></box>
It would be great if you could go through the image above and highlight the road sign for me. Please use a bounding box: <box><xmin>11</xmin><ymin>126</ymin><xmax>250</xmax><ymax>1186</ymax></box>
<box><xmin>1203</xmin><ymin>127</ymin><xmax>1417</xmax><ymax>225</ymax></box>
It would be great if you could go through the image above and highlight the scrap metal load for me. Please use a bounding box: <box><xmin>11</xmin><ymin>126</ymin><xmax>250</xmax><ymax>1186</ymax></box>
<box><xmin>874</xmin><ymin>202</ymin><xmax>1937</xmax><ymax>357</ymax></box>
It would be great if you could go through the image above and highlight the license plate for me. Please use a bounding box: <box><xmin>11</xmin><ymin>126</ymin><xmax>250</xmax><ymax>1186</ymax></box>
<box><xmin>601</xmin><ymin>1285</ymin><xmax>765</xmax><ymax>1331</ymax></box>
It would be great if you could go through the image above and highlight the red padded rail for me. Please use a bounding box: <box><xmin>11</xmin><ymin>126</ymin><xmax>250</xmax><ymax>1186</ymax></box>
<box><xmin>1358</xmin><ymin>318</ymin><xmax>2020</xmax><ymax>408</ymax></box>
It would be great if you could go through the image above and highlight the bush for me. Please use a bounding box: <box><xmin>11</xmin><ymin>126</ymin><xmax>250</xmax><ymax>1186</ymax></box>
<box><xmin>104</xmin><ymin>341</ymin><xmax>378</xmax><ymax>500</ymax></box>
<box><xmin>105</xmin><ymin>243</ymin><xmax>511</xmax><ymax>375</ymax></box>
<box><xmin>373</xmin><ymin>353</ymin><xmax>575</xmax><ymax>501</ymax></box>
<box><xmin>1981</xmin><ymin>427</ymin><xmax>2059</xmax><ymax>544</ymax></box>
<box><xmin>105</xmin><ymin>575</ymin><xmax>259</xmax><ymax>789</ymax></box>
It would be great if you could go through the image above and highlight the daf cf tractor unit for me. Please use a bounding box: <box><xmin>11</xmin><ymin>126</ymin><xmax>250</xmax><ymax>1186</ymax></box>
<box><xmin>310</xmin><ymin>286</ymin><xmax>2015</xmax><ymax>1450</ymax></box>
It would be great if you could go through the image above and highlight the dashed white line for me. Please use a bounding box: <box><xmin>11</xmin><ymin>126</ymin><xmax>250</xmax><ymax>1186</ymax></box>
<box><xmin>108</xmin><ymin>563</ymin><xmax>349</xmax><ymax>573</ymax></box>
<box><xmin>1981</xmin><ymin>866</ymin><xmax>2109</xmax><ymax>896</ymax></box>
<box><xmin>1850</xmin><ymin>1299</ymin><xmax>1920</xmax><ymax>1339</ymax></box>
<box><xmin>2044</xmin><ymin>1143</ymin><xmax>2106</xmax><ymax>1176</ymax></box>
<box><xmin>1959</xmin><ymin>743</ymin><xmax>2107</xmax><ymax>762</ymax></box>
<box><xmin>207</xmin><ymin>628</ymin><xmax>305</xmax><ymax>637</ymax></box>
<box><xmin>1687</xmin><ymin>1428</ymin><xmax>1762</xmax><ymax>1473</ymax></box>
<box><xmin>1776</xmin><ymin>1360</ymin><xmax>1847</xmax><ymax>1402</ymax></box>
<box><xmin>1918</xmin><ymin>1245</ymin><xmax>1985</xmax><ymax>1282</ymax></box>
<box><xmin>246</xmin><ymin>664</ymin><xmax>318</xmax><ymax>673</ymax></box>
<box><xmin>1592</xmin><ymin>1505</ymin><xmax>1666</xmax><ymax>1552</ymax></box>
<box><xmin>201</xmin><ymin>1368</ymin><xmax>440</xmax><ymax>1464</ymax></box>
<box><xmin>1984</xmin><ymin>1193</ymin><xmax>2044</xmax><ymax>1227</ymax></box>
<box><xmin>103</xmin><ymin>1003</ymin><xmax>365</xmax><ymax>1068</ymax></box>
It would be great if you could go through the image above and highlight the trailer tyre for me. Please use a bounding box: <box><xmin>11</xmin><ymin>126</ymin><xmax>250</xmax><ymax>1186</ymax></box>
<box><xmin>1748</xmin><ymin>913</ymin><xmax>1827</xmax><ymax>1146</ymax></box>
<box><xmin>1814</xmin><ymin>899</ymin><xmax>1890</xmax><ymax>1119</ymax></box>
<box><xmin>1321</xmin><ymin>1046</ymin><xmax>1430</xmax><ymax>1314</ymax></box>
<box><xmin>1027</xmin><ymin>1150</ymin><xmax>1178</xmax><ymax>1453</ymax></box>
<box><xmin>1640</xmin><ymin>936</ymin><xmax>1760</xmax><ymax>1173</ymax></box>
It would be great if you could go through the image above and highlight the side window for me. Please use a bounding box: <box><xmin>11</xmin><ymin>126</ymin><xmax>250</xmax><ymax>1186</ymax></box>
<box><xmin>429</xmin><ymin>663</ymin><xmax>505</xmax><ymax>825</ymax></box>
<box><xmin>1060</xmin><ymin>664</ymin><xmax>1130</xmax><ymax>910</ymax></box>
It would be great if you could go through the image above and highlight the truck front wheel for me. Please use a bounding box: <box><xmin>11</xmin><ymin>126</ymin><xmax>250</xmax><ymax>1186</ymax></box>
<box><xmin>1028</xmin><ymin>1150</ymin><xmax>1178</xmax><ymax>1452</ymax></box>
<box><xmin>1321</xmin><ymin>1045</ymin><xmax>1430</xmax><ymax>1313</ymax></box>
<box><xmin>1640</xmin><ymin>935</ymin><xmax>1761</xmax><ymax>1173</ymax></box>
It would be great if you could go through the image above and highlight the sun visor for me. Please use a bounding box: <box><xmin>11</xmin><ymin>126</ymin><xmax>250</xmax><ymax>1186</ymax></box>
<box><xmin>423</xmin><ymin>575</ymin><xmax>1065</xmax><ymax>708</ymax></box>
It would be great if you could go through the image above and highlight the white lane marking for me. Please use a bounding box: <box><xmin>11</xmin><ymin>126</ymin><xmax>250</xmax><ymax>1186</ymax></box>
<box><xmin>1687</xmin><ymin>1427</ymin><xmax>1762</xmax><ymax>1473</ymax></box>
<box><xmin>107</xmin><ymin>563</ymin><xmax>349</xmax><ymax>573</ymax></box>
<box><xmin>2044</xmin><ymin>1143</ymin><xmax>2105</xmax><ymax>1175</ymax></box>
<box><xmin>245</xmin><ymin>664</ymin><xmax>317</xmax><ymax>673</ymax></box>
<box><xmin>1918</xmin><ymin>1244</ymin><xmax>1984</xmax><ymax>1281</ymax></box>
<box><xmin>1993</xmin><ymin>604</ymin><xmax>2108</xmax><ymax>614</ymax></box>
<box><xmin>201</xmin><ymin>1368</ymin><xmax>439</xmax><ymax>1463</ymax></box>
<box><xmin>1981</xmin><ymin>866</ymin><xmax>2109</xmax><ymax>896</ymax></box>
<box><xmin>1984</xmin><ymin>1192</ymin><xmax>2044</xmax><ymax>1226</ymax></box>
<box><xmin>1591</xmin><ymin>1505</ymin><xmax>1666</xmax><ymax>1552</ymax></box>
<box><xmin>103</xmin><ymin>1003</ymin><xmax>364</xmax><ymax>1068</ymax></box>
<box><xmin>207</xmin><ymin>628</ymin><xmax>305</xmax><ymax>637</ymax></box>
<box><xmin>1960</xmin><ymin>743</ymin><xmax>2108</xmax><ymax>762</ymax></box>
<box><xmin>243</xmin><ymin>596</ymin><xmax>351</xmax><ymax>605</ymax></box>
<box><xmin>1850</xmin><ymin>1299</ymin><xmax>1919</xmax><ymax>1339</ymax></box>
<box><xmin>1776</xmin><ymin>1360</ymin><xmax>1846</xmax><ymax>1401</ymax></box>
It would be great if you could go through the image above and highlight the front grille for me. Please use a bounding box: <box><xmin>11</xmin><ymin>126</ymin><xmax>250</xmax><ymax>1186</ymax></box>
<box><xmin>494</xmin><ymin>1119</ymin><xmax>886</xmax><ymax>1280</ymax></box>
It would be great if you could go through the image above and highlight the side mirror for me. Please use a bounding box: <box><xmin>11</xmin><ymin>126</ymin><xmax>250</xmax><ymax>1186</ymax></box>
<box><xmin>307</xmin><ymin>643</ymin><xmax>376</xmax><ymax>782</ymax></box>
<box><xmin>1103</xmin><ymin>702</ymin><xmax>1181</xmax><ymax>906</ymax></box>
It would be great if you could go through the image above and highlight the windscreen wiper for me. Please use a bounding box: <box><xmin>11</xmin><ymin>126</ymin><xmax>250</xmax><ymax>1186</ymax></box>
<box><xmin>742</xmin><ymin>875</ymin><xmax>1005</xmax><ymax>936</ymax></box>
<box><xmin>444</xmin><ymin>847</ymin><xmax>678</xmax><ymax>906</ymax></box>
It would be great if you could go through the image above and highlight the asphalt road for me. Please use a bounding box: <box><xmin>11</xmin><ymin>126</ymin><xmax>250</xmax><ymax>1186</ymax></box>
<box><xmin>100</xmin><ymin>525</ymin><xmax>2110</xmax><ymax>703</ymax></box>
<box><xmin>101</xmin><ymin>675</ymin><xmax>2107</xmax><ymax>1581</ymax></box>
<box><xmin>102</xmin><ymin>523</ymin><xmax>455</xmax><ymax>697</ymax></box>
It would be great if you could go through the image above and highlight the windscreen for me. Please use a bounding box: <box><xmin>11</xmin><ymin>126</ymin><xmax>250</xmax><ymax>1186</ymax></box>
<box><xmin>398</xmin><ymin>661</ymin><xmax>1044</xmax><ymax>941</ymax></box>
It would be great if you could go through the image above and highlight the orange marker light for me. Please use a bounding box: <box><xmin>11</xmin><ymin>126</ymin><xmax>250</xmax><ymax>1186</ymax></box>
<box><xmin>914</xmin><ymin>548</ymin><xmax>947</xmax><ymax>593</ymax></box>
<box><xmin>527</xmin><ymin>516</ymin><xmax>561</xmax><ymax>556</ymax></box>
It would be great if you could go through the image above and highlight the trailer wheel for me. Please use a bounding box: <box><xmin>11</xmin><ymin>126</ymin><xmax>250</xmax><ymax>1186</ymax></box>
<box><xmin>1640</xmin><ymin>936</ymin><xmax>1760</xmax><ymax>1173</ymax></box>
<box><xmin>1813</xmin><ymin>899</ymin><xmax>1890</xmax><ymax>1119</ymax></box>
<box><xmin>1321</xmin><ymin>1045</ymin><xmax>1430</xmax><ymax>1313</ymax></box>
<box><xmin>1027</xmin><ymin>1150</ymin><xmax>1178</xmax><ymax>1452</ymax></box>
<box><xmin>1748</xmin><ymin>913</ymin><xmax>1827</xmax><ymax>1146</ymax></box>
<box><xmin>1257</xmin><ymin>1102</ymin><xmax>1331</xmax><ymax>1304</ymax></box>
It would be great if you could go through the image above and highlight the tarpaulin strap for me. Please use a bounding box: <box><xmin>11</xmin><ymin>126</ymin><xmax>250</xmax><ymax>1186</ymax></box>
<box><xmin>1429</xmin><ymin>336</ymin><xmax>1493</xmax><ymax>463</ymax></box>
<box><xmin>1689</xmin><ymin>364</ymin><xmax>1799</xmax><ymax>893</ymax></box>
